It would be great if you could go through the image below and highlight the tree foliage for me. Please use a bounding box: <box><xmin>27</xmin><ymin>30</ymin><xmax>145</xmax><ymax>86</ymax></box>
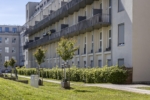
<box><xmin>4</xmin><ymin>61</ymin><xmax>9</xmax><ymax>69</ymax></box>
<box><xmin>56</xmin><ymin>37</ymin><xmax>79</xmax><ymax>62</ymax></box>
<box><xmin>8</xmin><ymin>58</ymin><xmax>16</xmax><ymax>68</ymax></box>
<box><xmin>33</xmin><ymin>47</ymin><xmax>46</xmax><ymax>65</ymax></box>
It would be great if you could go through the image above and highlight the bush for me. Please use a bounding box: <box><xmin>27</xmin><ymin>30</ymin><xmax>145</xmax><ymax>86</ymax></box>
<box><xmin>17</xmin><ymin>66</ymin><xmax>127</xmax><ymax>84</ymax></box>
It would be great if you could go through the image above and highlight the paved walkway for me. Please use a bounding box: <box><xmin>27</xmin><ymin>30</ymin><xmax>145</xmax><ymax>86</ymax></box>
<box><xmin>19</xmin><ymin>75</ymin><xmax>60</xmax><ymax>84</ymax></box>
<box><xmin>19</xmin><ymin>75</ymin><xmax>150</xmax><ymax>95</ymax></box>
<box><xmin>85</xmin><ymin>84</ymin><xmax>150</xmax><ymax>95</ymax></box>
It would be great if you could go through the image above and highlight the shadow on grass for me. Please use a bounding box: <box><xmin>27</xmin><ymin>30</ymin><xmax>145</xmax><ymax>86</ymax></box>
<box><xmin>74</xmin><ymin>89</ymin><xmax>95</xmax><ymax>93</ymax></box>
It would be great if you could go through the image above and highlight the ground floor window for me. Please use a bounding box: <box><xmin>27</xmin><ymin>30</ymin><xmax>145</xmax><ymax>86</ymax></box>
<box><xmin>118</xmin><ymin>58</ymin><xmax>124</xmax><ymax>67</ymax></box>
<box><xmin>98</xmin><ymin>60</ymin><xmax>102</xmax><ymax>67</ymax></box>
<box><xmin>107</xmin><ymin>59</ymin><xmax>111</xmax><ymax>67</ymax></box>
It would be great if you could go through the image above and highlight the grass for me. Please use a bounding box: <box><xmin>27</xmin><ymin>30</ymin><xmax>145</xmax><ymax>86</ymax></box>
<box><xmin>0</xmin><ymin>78</ymin><xmax>150</xmax><ymax>100</ymax></box>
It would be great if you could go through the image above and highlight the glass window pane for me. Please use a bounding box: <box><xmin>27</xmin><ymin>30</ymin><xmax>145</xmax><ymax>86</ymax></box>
<box><xmin>118</xmin><ymin>59</ymin><xmax>124</xmax><ymax>66</ymax></box>
<box><xmin>118</xmin><ymin>24</ymin><xmax>124</xmax><ymax>45</ymax></box>
<box><xmin>118</xmin><ymin>0</ymin><xmax>124</xmax><ymax>12</ymax></box>
<box><xmin>107</xmin><ymin>59</ymin><xmax>111</xmax><ymax>66</ymax></box>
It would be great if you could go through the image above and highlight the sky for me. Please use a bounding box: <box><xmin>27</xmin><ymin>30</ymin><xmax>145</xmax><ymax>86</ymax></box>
<box><xmin>0</xmin><ymin>0</ymin><xmax>40</xmax><ymax>26</ymax></box>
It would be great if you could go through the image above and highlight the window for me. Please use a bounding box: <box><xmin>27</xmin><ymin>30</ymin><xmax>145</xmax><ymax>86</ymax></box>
<box><xmin>99</xmin><ymin>32</ymin><xmax>102</xmax><ymax>52</ymax></box>
<box><xmin>118</xmin><ymin>0</ymin><xmax>124</xmax><ymax>12</ymax></box>
<box><xmin>84</xmin><ymin>61</ymin><xmax>86</xmax><ymax>68</ymax></box>
<box><xmin>12</xmin><ymin>38</ymin><xmax>16</xmax><ymax>43</ymax></box>
<box><xmin>118</xmin><ymin>24</ymin><xmax>125</xmax><ymax>46</ymax></box>
<box><xmin>12</xmin><ymin>47</ymin><xmax>16</xmax><ymax>53</ymax></box>
<box><xmin>5</xmin><ymin>56</ymin><xmax>9</xmax><ymax>61</ymax></box>
<box><xmin>118</xmin><ymin>59</ymin><xmax>124</xmax><ymax>67</ymax></box>
<box><xmin>5</xmin><ymin>38</ymin><xmax>9</xmax><ymax>44</ymax></box>
<box><xmin>100</xmin><ymin>3</ymin><xmax>102</xmax><ymax>9</ymax></box>
<box><xmin>78</xmin><ymin>61</ymin><xmax>80</xmax><ymax>67</ymax></box>
<box><xmin>26</xmin><ymin>10</ymin><xmax>28</xmax><ymax>18</ymax></box>
<box><xmin>12</xmin><ymin>28</ymin><xmax>17</xmax><ymax>33</ymax></box>
<box><xmin>109</xmin><ymin>30</ymin><xmax>111</xmax><ymax>48</ymax></box>
<box><xmin>5</xmin><ymin>47</ymin><xmax>9</xmax><ymax>53</ymax></box>
<box><xmin>0</xmin><ymin>37</ymin><xmax>2</xmax><ymax>43</ymax></box>
<box><xmin>91</xmin><ymin>60</ymin><xmax>93</xmax><ymax>67</ymax></box>
<box><xmin>5</xmin><ymin>27</ymin><xmax>9</xmax><ymax>32</ymax></box>
<box><xmin>107</xmin><ymin>59</ymin><xmax>112</xmax><ymax>67</ymax></box>
<box><xmin>98</xmin><ymin>60</ymin><xmax>102</xmax><ymax>67</ymax></box>
<box><xmin>109</xmin><ymin>0</ymin><xmax>112</xmax><ymax>7</ymax></box>
<box><xmin>0</xmin><ymin>48</ymin><xmax>2</xmax><ymax>52</ymax></box>
<box><xmin>91</xmin><ymin>35</ymin><xmax>94</xmax><ymax>53</ymax></box>
<box><xmin>84</xmin><ymin>37</ymin><xmax>86</xmax><ymax>54</ymax></box>
<box><xmin>0</xmin><ymin>27</ymin><xmax>2</xmax><ymax>33</ymax></box>
<box><xmin>12</xmin><ymin>56</ymin><xmax>16</xmax><ymax>60</ymax></box>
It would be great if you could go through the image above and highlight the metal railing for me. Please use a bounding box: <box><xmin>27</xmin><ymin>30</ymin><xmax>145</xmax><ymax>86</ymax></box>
<box><xmin>25</xmin><ymin>0</ymin><xmax>97</xmax><ymax>36</ymax></box>
<box><xmin>24</xmin><ymin>14</ymin><xmax>110</xmax><ymax>49</ymax></box>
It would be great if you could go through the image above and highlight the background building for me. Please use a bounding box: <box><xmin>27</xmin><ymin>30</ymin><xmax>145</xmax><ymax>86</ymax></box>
<box><xmin>0</xmin><ymin>25</ymin><xmax>23</xmax><ymax>71</ymax></box>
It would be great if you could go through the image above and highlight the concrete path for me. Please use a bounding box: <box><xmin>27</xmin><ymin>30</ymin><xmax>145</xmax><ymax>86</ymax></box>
<box><xmin>85</xmin><ymin>84</ymin><xmax>150</xmax><ymax>95</ymax></box>
<box><xmin>19</xmin><ymin>75</ymin><xmax>61</xmax><ymax>84</ymax></box>
<box><xmin>19</xmin><ymin>75</ymin><xmax>150</xmax><ymax>95</ymax></box>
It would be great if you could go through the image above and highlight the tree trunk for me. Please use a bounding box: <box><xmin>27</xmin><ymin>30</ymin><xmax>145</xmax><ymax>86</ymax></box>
<box><xmin>42</xmin><ymin>68</ymin><xmax>43</xmax><ymax>85</ymax></box>
<box><xmin>38</xmin><ymin>65</ymin><xmax>40</xmax><ymax>77</ymax></box>
<box><xmin>64</xmin><ymin>62</ymin><xmax>66</xmax><ymax>79</ymax></box>
<box><xmin>11</xmin><ymin>67</ymin><xmax>12</xmax><ymax>77</ymax></box>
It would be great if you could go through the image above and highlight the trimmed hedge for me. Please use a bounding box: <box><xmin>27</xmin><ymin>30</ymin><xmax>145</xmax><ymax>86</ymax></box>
<box><xmin>17</xmin><ymin>66</ymin><xmax>127</xmax><ymax>84</ymax></box>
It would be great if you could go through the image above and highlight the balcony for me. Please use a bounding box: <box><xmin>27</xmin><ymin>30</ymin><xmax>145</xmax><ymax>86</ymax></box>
<box><xmin>78</xmin><ymin>16</ymin><xmax>86</xmax><ymax>22</ymax></box>
<box><xmin>24</xmin><ymin>14</ymin><xmax>110</xmax><ymax>49</ymax></box>
<box><xmin>25</xmin><ymin>0</ymin><xmax>98</xmax><ymax>36</ymax></box>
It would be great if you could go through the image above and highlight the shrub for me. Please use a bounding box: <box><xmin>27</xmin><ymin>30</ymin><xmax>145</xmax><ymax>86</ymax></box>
<box><xmin>17</xmin><ymin>66</ymin><xmax>128</xmax><ymax>84</ymax></box>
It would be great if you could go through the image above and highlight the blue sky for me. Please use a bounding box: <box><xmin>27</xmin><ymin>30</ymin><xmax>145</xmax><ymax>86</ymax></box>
<box><xmin>0</xmin><ymin>0</ymin><xmax>40</xmax><ymax>25</ymax></box>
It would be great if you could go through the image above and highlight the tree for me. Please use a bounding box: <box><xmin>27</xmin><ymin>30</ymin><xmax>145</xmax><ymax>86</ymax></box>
<box><xmin>56</xmin><ymin>37</ymin><xmax>78</xmax><ymax>80</ymax></box>
<box><xmin>8</xmin><ymin>58</ymin><xmax>16</xmax><ymax>78</ymax></box>
<box><xmin>4</xmin><ymin>61</ymin><xmax>9</xmax><ymax>69</ymax></box>
<box><xmin>4</xmin><ymin>61</ymin><xmax>9</xmax><ymax>77</ymax></box>
<box><xmin>57</xmin><ymin>37</ymin><xmax>79</xmax><ymax>62</ymax></box>
<box><xmin>33</xmin><ymin>47</ymin><xmax>46</xmax><ymax>85</ymax></box>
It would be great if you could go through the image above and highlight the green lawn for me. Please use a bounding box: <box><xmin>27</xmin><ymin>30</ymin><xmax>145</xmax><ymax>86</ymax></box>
<box><xmin>0</xmin><ymin>78</ymin><xmax>150</xmax><ymax>100</ymax></box>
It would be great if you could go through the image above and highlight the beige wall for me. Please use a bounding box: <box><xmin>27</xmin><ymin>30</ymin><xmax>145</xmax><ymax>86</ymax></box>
<box><xmin>133</xmin><ymin>0</ymin><xmax>150</xmax><ymax>83</ymax></box>
<box><xmin>28</xmin><ymin>26</ymin><xmax>111</xmax><ymax>68</ymax></box>
<box><xmin>27</xmin><ymin>0</ymin><xmax>111</xmax><ymax>68</ymax></box>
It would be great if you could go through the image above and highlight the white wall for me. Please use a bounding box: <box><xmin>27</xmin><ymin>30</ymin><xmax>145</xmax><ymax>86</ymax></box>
<box><xmin>111</xmin><ymin>0</ymin><xmax>133</xmax><ymax>67</ymax></box>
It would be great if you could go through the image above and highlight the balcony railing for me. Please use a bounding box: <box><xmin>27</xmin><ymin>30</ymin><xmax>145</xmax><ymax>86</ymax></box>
<box><xmin>25</xmin><ymin>0</ymin><xmax>97</xmax><ymax>36</ymax></box>
<box><xmin>24</xmin><ymin>14</ymin><xmax>110</xmax><ymax>49</ymax></box>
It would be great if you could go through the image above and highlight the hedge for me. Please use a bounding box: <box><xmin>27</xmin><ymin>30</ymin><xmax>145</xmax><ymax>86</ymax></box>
<box><xmin>17</xmin><ymin>66</ymin><xmax>127</xmax><ymax>84</ymax></box>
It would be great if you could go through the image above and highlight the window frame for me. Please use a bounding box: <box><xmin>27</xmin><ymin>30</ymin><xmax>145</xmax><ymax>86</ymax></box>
<box><xmin>118</xmin><ymin>23</ymin><xmax>125</xmax><ymax>46</ymax></box>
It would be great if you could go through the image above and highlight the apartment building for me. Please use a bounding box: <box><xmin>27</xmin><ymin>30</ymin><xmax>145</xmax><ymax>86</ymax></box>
<box><xmin>0</xmin><ymin>25</ymin><xmax>23</xmax><ymax>71</ymax></box>
<box><xmin>24</xmin><ymin>0</ymin><xmax>150</xmax><ymax>83</ymax></box>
